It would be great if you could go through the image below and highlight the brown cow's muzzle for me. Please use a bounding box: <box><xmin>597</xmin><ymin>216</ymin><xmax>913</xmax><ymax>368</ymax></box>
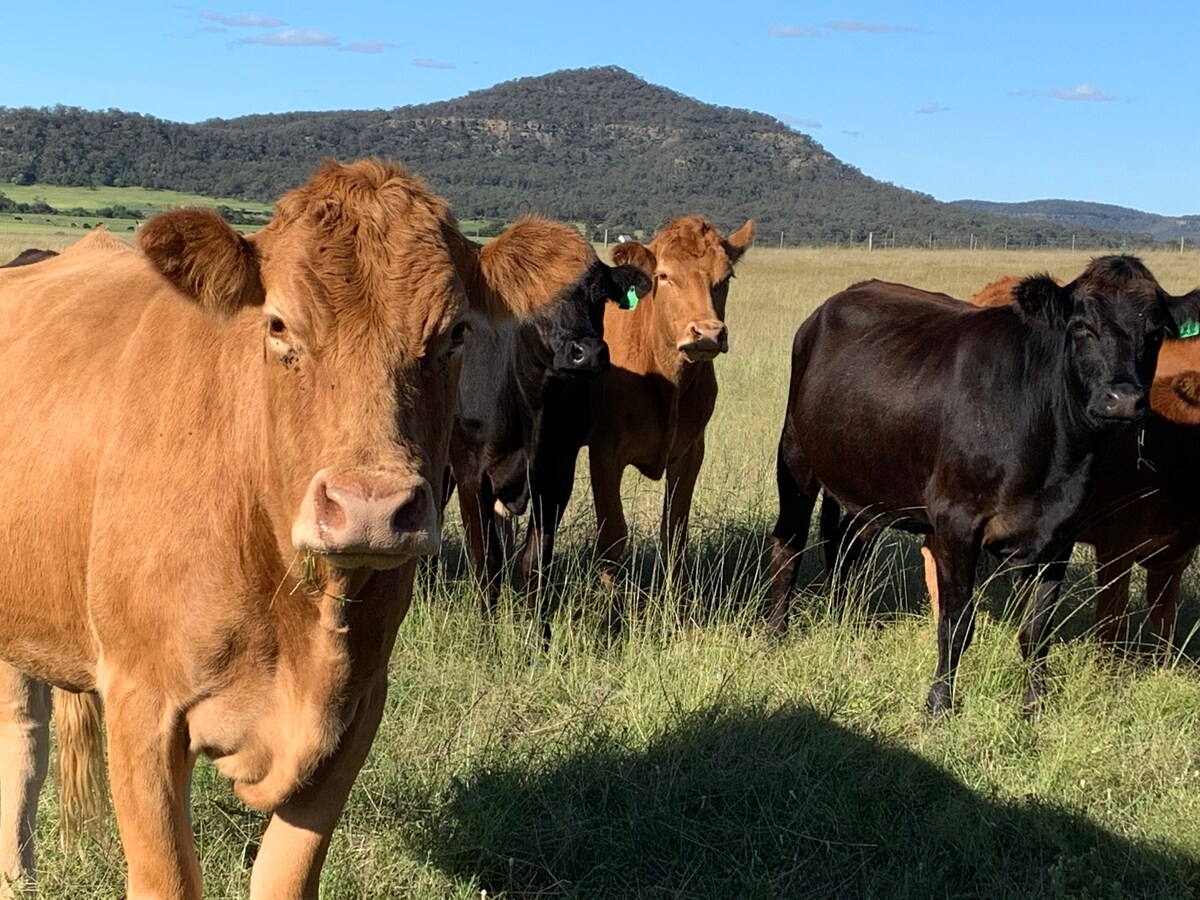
<box><xmin>677</xmin><ymin>320</ymin><xmax>729</xmax><ymax>362</ymax></box>
<box><xmin>292</xmin><ymin>470</ymin><xmax>440</xmax><ymax>569</ymax></box>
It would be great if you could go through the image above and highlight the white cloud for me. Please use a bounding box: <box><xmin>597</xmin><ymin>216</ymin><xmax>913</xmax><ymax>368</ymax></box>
<box><xmin>917</xmin><ymin>103</ymin><xmax>949</xmax><ymax>114</ymax></box>
<box><xmin>1051</xmin><ymin>82</ymin><xmax>1115</xmax><ymax>102</ymax></box>
<box><xmin>341</xmin><ymin>41</ymin><xmax>395</xmax><ymax>54</ymax></box>
<box><xmin>767</xmin><ymin>24</ymin><xmax>819</xmax><ymax>38</ymax></box>
<box><xmin>779</xmin><ymin>115</ymin><xmax>822</xmax><ymax>129</ymax></box>
<box><xmin>238</xmin><ymin>28</ymin><xmax>338</xmax><ymax>47</ymax></box>
<box><xmin>413</xmin><ymin>58</ymin><xmax>456</xmax><ymax>69</ymax></box>
<box><xmin>826</xmin><ymin>20</ymin><xmax>919</xmax><ymax>34</ymax></box>
<box><xmin>201</xmin><ymin>11</ymin><xmax>287</xmax><ymax>27</ymax></box>
<box><xmin>842</xmin><ymin>130</ymin><xmax>861</xmax><ymax>138</ymax></box>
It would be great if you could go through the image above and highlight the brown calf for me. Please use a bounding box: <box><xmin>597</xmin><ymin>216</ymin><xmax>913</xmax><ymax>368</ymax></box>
<box><xmin>0</xmin><ymin>160</ymin><xmax>595</xmax><ymax>899</ymax></box>
<box><xmin>589</xmin><ymin>216</ymin><xmax>754</xmax><ymax>588</ymax></box>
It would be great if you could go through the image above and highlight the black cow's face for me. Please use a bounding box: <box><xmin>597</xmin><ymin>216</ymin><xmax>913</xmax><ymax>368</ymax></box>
<box><xmin>1017</xmin><ymin>255</ymin><xmax>1187</xmax><ymax>424</ymax></box>
<box><xmin>536</xmin><ymin>260</ymin><xmax>650</xmax><ymax>378</ymax></box>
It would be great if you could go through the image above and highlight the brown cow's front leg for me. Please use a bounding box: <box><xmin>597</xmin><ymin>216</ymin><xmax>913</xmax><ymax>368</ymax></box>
<box><xmin>104</xmin><ymin>678</ymin><xmax>200</xmax><ymax>899</ymax></box>
<box><xmin>248</xmin><ymin>674</ymin><xmax>387</xmax><ymax>900</ymax></box>
<box><xmin>590</xmin><ymin>450</ymin><xmax>628</xmax><ymax>590</ymax></box>
<box><xmin>0</xmin><ymin>663</ymin><xmax>50</xmax><ymax>897</ymax></box>
<box><xmin>925</xmin><ymin>517</ymin><xmax>981</xmax><ymax>716</ymax></box>
<box><xmin>661</xmin><ymin>439</ymin><xmax>705</xmax><ymax>605</ymax></box>
<box><xmin>1017</xmin><ymin>559</ymin><xmax>1067</xmax><ymax>718</ymax></box>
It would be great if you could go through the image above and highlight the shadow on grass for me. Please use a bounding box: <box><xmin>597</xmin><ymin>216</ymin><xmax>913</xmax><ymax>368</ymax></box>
<box><xmin>399</xmin><ymin>701</ymin><xmax>1197</xmax><ymax>899</ymax></box>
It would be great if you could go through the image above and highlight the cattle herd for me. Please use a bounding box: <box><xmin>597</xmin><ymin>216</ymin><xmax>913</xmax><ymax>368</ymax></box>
<box><xmin>0</xmin><ymin>157</ymin><xmax>1196</xmax><ymax>897</ymax></box>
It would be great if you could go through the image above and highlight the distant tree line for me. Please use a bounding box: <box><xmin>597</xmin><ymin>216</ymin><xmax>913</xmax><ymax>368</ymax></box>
<box><xmin>0</xmin><ymin>68</ymin><xmax>1161</xmax><ymax>248</ymax></box>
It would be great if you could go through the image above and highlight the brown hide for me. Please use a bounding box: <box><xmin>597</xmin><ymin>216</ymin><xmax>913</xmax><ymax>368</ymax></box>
<box><xmin>589</xmin><ymin>216</ymin><xmax>754</xmax><ymax>582</ymax></box>
<box><xmin>0</xmin><ymin>159</ymin><xmax>598</xmax><ymax>899</ymax></box>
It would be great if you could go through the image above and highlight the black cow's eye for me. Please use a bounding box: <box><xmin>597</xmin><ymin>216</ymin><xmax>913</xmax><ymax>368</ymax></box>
<box><xmin>449</xmin><ymin>322</ymin><xmax>468</xmax><ymax>351</ymax></box>
<box><xmin>268</xmin><ymin>317</ymin><xmax>289</xmax><ymax>340</ymax></box>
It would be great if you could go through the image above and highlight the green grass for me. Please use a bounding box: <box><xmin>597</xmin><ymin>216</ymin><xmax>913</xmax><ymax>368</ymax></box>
<box><xmin>0</xmin><ymin>183</ymin><xmax>273</xmax><ymax>241</ymax></box>
<box><xmin>19</xmin><ymin>245</ymin><xmax>1200</xmax><ymax>897</ymax></box>
<box><xmin>0</xmin><ymin>183</ymin><xmax>272</xmax><ymax>215</ymax></box>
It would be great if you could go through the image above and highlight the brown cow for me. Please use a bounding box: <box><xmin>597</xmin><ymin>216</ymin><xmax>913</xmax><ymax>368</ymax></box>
<box><xmin>972</xmin><ymin>274</ymin><xmax>1200</xmax><ymax>650</ymax></box>
<box><xmin>0</xmin><ymin>160</ymin><xmax>597</xmax><ymax>899</ymax></box>
<box><xmin>591</xmin><ymin>216</ymin><xmax>754</xmax><ymax>590</ymax></box>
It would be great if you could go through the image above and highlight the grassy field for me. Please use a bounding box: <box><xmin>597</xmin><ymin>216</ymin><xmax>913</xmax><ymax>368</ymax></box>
<box><xmin>15</xmin><ymin>244</ymin><xmax>1200</xmax><ymax>897</ymax></box>
<box><xmin>0</xmin><ymin>184</ymin><xmax>274</xmax><ymax>238</ymax></box>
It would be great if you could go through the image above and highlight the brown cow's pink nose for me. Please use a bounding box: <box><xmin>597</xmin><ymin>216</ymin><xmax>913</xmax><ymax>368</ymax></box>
<box><xmin>677</xmin><ymin>319</ymin><xmax>729</xmax><ymax>361</ymax></box>
<box><xmin>292</xmin><ymin>471</ymin><xmax>440</xmax><ymax>568</ymax></box>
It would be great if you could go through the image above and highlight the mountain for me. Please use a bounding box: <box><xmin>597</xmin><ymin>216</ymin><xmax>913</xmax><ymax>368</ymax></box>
<box><xmin>951</xmin><ymin>199</ymin><xmax>1200</xmax><ymax>244</ymax></box>
<box><xmin>0</xmin><ymin>67</ymin><xmax>1155</xmax><ymax>247</ymax></box>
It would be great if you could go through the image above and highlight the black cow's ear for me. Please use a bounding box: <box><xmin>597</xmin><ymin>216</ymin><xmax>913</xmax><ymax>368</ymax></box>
<box><xmin>610</xmin><ymin>264</ymin><xmax>652</xmax><ymax>302</ymax></box>
<box><xmin>1014</xmin><ymin>274</ymin><xmax>1072</xmax><ymax>328</ymax></box>
<box><xmin>1166</xmin><ymin>288</ymin><xmax>1200</xmax><ymax>339</ymax></box>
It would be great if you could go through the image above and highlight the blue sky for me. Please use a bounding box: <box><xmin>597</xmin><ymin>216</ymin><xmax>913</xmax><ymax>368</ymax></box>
<box><xmin>4</xmin><ymin>2</ymin><xmax>1197</xmax><ymax>215</ymax></box>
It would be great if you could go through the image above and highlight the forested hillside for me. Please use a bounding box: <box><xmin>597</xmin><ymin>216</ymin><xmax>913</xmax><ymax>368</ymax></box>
<box><xmin>0</xmin><ymin>67</ymin><xmax>1156</xmax><ymax>247</ymax></box>
<box><xmin>952</xmin><ymin>199</ymin><xmax>1200</xmax><ymax>244</ymax></box>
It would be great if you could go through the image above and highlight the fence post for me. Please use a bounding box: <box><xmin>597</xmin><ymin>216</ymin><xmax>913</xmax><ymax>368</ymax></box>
<box><xmin>868</xmin><ymin>231</ymin><xmax>874</xmax><ymax>252</ymax></box>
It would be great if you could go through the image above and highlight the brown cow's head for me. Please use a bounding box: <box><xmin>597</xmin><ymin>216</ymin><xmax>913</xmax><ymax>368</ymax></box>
<box><xmin>138</xmin><ymin>159</ymin><xmax>594</xmax><ymax>574</ymax></box>
<box><xmin>610</xmin><ymin>217</ymin><xmax>754</xmax><ymax>364</ymax></box>
<box><xmin>1014</xmin><ymin>255</ymin><xmax>1200</xmax><ymax>423</ymax></box>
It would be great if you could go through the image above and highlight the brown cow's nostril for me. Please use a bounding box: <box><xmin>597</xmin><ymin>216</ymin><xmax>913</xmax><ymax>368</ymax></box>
<box><xmin>390</xmin><ymin>489</ymin><xmax>430</xmax><ymax>536</ymax></box>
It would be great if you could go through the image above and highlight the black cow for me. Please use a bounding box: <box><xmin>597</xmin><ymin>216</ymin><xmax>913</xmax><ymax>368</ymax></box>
<box><xmin>449</xmin><ymin>258</ymin><xmax>650</xmax><ymax>633</ymax></box>
<box><xmin>1</xmin><ymin>248</ymin><xmax>58</xmax><ymax>267</ymax></box>
<box><xmin>766</xmin><ymin>256</ymin><xmax>1200</xmax><ymax>716</ymax></box>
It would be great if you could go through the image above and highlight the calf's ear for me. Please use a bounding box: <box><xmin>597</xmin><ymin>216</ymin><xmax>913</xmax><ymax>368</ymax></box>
<box><xmin>1166</xmin><ymin>288</ymin><xmax>1200</xmax><ymax>339</ymax></box>
<box><xmin>610</xmin><ymin>264</ymin><xmax>652</xmax><ymax>303</ymax></box>
<box><xmin>1013</xmin><ymin>274</ymin><xmax>1072</xmax><ymax>328</ymax></box>
<box><xmin>138</xmin><ymin>208</ymin><xmax>265</xmax><ymax>317</ymax></box>
<box><xmin>722</xmin><ymin>220</ymin><xmax>756</xmax><ymax>264</ymax></box>
<box><xmin>471</xmin><ymin>217</ymin><xmax>593</xmax><ymax>320</ymax></box>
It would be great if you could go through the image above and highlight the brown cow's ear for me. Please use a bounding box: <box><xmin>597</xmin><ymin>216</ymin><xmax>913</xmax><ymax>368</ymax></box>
<box><xmin>472</xmin><ymin>217</ymin><xmax>594</xmax><ymax>320</ymax></box>
<box><xmin>138</xmin><ymin>208</ymin><xmax>265</xmax><ymax>318</ymax></box>
<box><xmin>722</xmin><ymin>220</ymin><xmax>756</xmax><ymax>264</ymax></box>
<box><xmin>1013</xmin><ymin>274</ymin><xmax>1072</xmax><ymax>328</ymax></box>
<box><xmin>609</xmin><ymin>240</ymin><xmax>656</xmax><ymax>277</ymax></box>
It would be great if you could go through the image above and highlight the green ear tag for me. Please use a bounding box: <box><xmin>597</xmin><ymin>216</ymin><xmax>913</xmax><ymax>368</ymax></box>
<box><xmin>1179</xmin><ymin>320</ymin><xmax>1200</xmax><ymax>339</ymax></box>
<box><xmin>620</xmin><ymin>286</ymin><xmax>640</xmax><ymax>311</ymax></box>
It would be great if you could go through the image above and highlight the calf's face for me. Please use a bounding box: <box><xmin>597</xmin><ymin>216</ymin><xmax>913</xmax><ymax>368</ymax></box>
<box><xmin>610</xmin><ymin>217</ymin><xmax>753</xmax><ymax>364</ymax></box>
<box><xmin>537</xmin><ymin>260</ymin><xmax>651</xmax><ymax>377</ymax></box>
<box><xmin>1016</xmin><ymin>255</ymin><xmax>1198</xmax><ymax>423</ymax></box>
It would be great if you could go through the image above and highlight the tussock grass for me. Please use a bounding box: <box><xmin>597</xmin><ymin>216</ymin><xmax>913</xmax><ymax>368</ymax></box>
<box><xmin>18</xmin><ymin>245</ymin><xmax>1200</xmax><ymax>896</ymax></box>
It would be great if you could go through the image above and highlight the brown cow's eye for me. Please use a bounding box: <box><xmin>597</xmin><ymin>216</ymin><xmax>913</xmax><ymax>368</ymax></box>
<box><xmin>268</xmin><ymin>317</ymin><xmax>289</xmax><ymax>340</ymax></box>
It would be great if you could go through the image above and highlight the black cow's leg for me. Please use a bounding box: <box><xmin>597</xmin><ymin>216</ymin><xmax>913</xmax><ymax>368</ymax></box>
<box><xmin>1017</xmin><ymin>559</ymin><xmax>1066</xmax><ymax>717</ymax></box>
<box><xmin>766</xmin><ymin>435</ymin><xmax>819</xmax><ymax>637</ymax></box>
<box><xmin>519</xmin><ymin>471</ymin><xmax>573</xmax><ymax>647</ymax></box>
<box><xmin>818</xmin><ymin>492</ymin><xmax>844</xmax><ymax>574</ymax></box>
<box><xmin>926</xmin><ymin>515</ymin><xmax>981</xmax><ymax>715</ymax></box>
<box><xmin>456</xmin><ymin>477</ymin><xmax>503</xmax><ymax>616</ymax></box>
